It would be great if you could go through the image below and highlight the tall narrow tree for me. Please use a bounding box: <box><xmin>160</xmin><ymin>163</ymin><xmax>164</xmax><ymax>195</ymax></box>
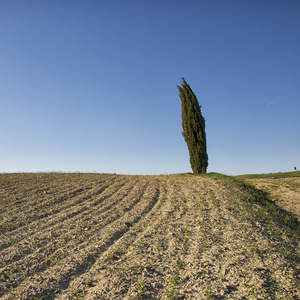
<box><xmin>178</xmin><ymin>78</ymin><xmax>208</xmax><ymax>174</ymax></box>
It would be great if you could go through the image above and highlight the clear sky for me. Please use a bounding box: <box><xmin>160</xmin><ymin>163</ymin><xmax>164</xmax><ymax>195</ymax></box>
<box><xmin>1</xmin><ymin>0</ymin><xmax>299</xmax><ymax>175</ymax></box>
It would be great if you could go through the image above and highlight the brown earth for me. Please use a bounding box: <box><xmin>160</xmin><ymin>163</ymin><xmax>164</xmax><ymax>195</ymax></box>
<box><xmin>246</xmin><ymin>177</ymin><xmax>300</xmax><ymax>222</ymax></box>
<box><xmin>0</xmin><ymin>173</ymin><xmax>299</xmax><ymax>299</ymax></box>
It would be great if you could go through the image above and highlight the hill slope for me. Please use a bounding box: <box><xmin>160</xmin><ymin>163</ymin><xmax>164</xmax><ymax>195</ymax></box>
<box><xmin>0</xmin><ymin>173</ymin><xmax>299</xmax><ymax>299</ymax></box>
<box><xmin>238</xmin><ymin>173</ymin><xmax>300</xmax><ymax>223</ymax></box>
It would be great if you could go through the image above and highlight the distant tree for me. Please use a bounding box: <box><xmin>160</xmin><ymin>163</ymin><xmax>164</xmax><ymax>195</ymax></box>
<box><xmin>178</xmin><ymin>78</ymin><xmax>208</xmax><ymax>174</ymax></box>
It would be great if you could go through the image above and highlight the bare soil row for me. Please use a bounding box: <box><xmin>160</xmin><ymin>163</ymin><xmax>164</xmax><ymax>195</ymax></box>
<box><xmin>0</xmin><ymin>173</ymin><xmax>299</xmax><ymax>299</ymax></box>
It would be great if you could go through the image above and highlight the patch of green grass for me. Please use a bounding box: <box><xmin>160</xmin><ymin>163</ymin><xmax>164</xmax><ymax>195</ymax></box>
<box><xmin>180</xmin><ymin>237</ymin><xmax>188</xmax><ymax>254</ymax></box>
<box><xmin>170</xmin><ymin>275</ymin><xmax>180</xmax><ymax>285</ymax></box>
<box><xmin>50</xmin><ymin>259</ymin><xmax>57</xmax><ymax>266</ymax></box>
<box><xmin>176</xmin><ymin>259</ymin><xmax>184</xmax><ymax>269</ymax></box>
<box><xmin>9</xmin><ymin>286</ymin><xmax>14</xmax><ymax>294</ymax></box>
<box><xmin>108</xmin><ymin>251</ymin><xmax>119</xmax><ymax>261</ymax></box>
<box><xmin>209</xmin><ymin>190</ymin><xmax>217</xmax><ymax>206</ymax></box>
<box><xmin>166</xmin><ymin>289</ymin><xmax>179</xmax><ymax>300</ymax></box>
<box><xmin>198</xmin><ymin>269</ymin><xmax>208</xmax><ymax>278</ymax></box>
<box><xmin>203</xmin><ymin>289</ymin><xmax>215</xmax><ymax>298</ymax></box>
<box><xmin>200</xmin><ymin>242</ymin><xmax>207</xmax><ymax>251</ymax></box>
<box><xmin>255</xmin><ymin>207</ymin><xmax>271</xmax><ymax>222</ymax></box>
<box><xmin>226</xmin><ymin>205</ymin><xmax>239</xmax><ymax>218</ymax></box>
<box><xmin>85</xmin><ymin>278</ymin><xmax>92</xmax><ymax>287</ymax></box>
<box><xmin>9</xmin><ymin>266</ymin><xmax>21</xmax><ymax>274</ymax></box>
<box><xmin>33</xmin><ymin>296</ymin><xmax>49</xmax><ymax>300</ymax></box>
<box><xmin>73</xmin><ymin>290</ymin><xmax>85</xmax><ymax>300</ymax></box>
<box><xmin>166</xmin><ymin>275</ymin><xmax>180</xmax><ymax>299</ymax></box>
<box><xmin>136</xmin><ymin>280</ymin><xmax>145</xmax><ymax>299</ymax></box>
<box><xmin>235</xmin><ymin>171</ymin><xmax>300</xmax><ymax>179</ymax></box>
<box><xmin>281</xmin><ymin>245</ymin><xmax>293</xmax><ymax>259</ymax></box>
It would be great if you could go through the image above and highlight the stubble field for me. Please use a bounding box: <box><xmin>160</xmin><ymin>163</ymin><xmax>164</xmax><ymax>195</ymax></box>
<box><xmin>0</xmin><ymin>173</ymin><xmax>299</xmax><ymax>299</ymax></box>
<box><xmin>245</xmin><ymin>176</ymin><xmax>300</xmax><ymax>222</ymax></box>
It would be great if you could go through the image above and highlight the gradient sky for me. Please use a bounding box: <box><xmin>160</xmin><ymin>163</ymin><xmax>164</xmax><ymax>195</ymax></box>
<box><xmin>1</xmin><ymin>0</ymin><xmax>299</xmax><ymax>175</ymax></box>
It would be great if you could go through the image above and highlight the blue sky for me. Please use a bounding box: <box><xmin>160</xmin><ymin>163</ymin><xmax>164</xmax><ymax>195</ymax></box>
<box><xmin>1</xmin><ymin>0</ymin><xmax>299</xmax><ymax>175</ymax></box>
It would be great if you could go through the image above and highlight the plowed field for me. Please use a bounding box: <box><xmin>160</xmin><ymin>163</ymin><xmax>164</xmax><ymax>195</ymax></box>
<box><xmin>0</xmin><ymin>173</ymin><xmax>299</xmax><ymax>299</ymax></box>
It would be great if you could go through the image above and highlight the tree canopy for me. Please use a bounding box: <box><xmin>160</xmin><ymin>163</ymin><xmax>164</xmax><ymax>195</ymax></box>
<box><xmin>178</xmin><ymin>78</ymin><xmax>208</xmax><ymax>174</ymax></box>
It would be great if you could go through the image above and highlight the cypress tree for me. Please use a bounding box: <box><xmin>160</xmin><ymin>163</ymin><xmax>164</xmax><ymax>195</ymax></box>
<box><xmin>178</xmin><ymin>78</ymin><xmax>208</xmax><ymax>174</ymax></box>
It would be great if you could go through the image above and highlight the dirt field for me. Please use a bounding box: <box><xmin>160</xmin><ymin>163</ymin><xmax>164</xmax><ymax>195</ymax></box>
<box><xmin>0</xmin><ymin>173</ymin><xmax>299</xmax><ymax>299</ymax></box>
<box><xmin>246</xmin><ymin>177</ymin><xmax>300</xmax><ymax>222</ymax></box>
